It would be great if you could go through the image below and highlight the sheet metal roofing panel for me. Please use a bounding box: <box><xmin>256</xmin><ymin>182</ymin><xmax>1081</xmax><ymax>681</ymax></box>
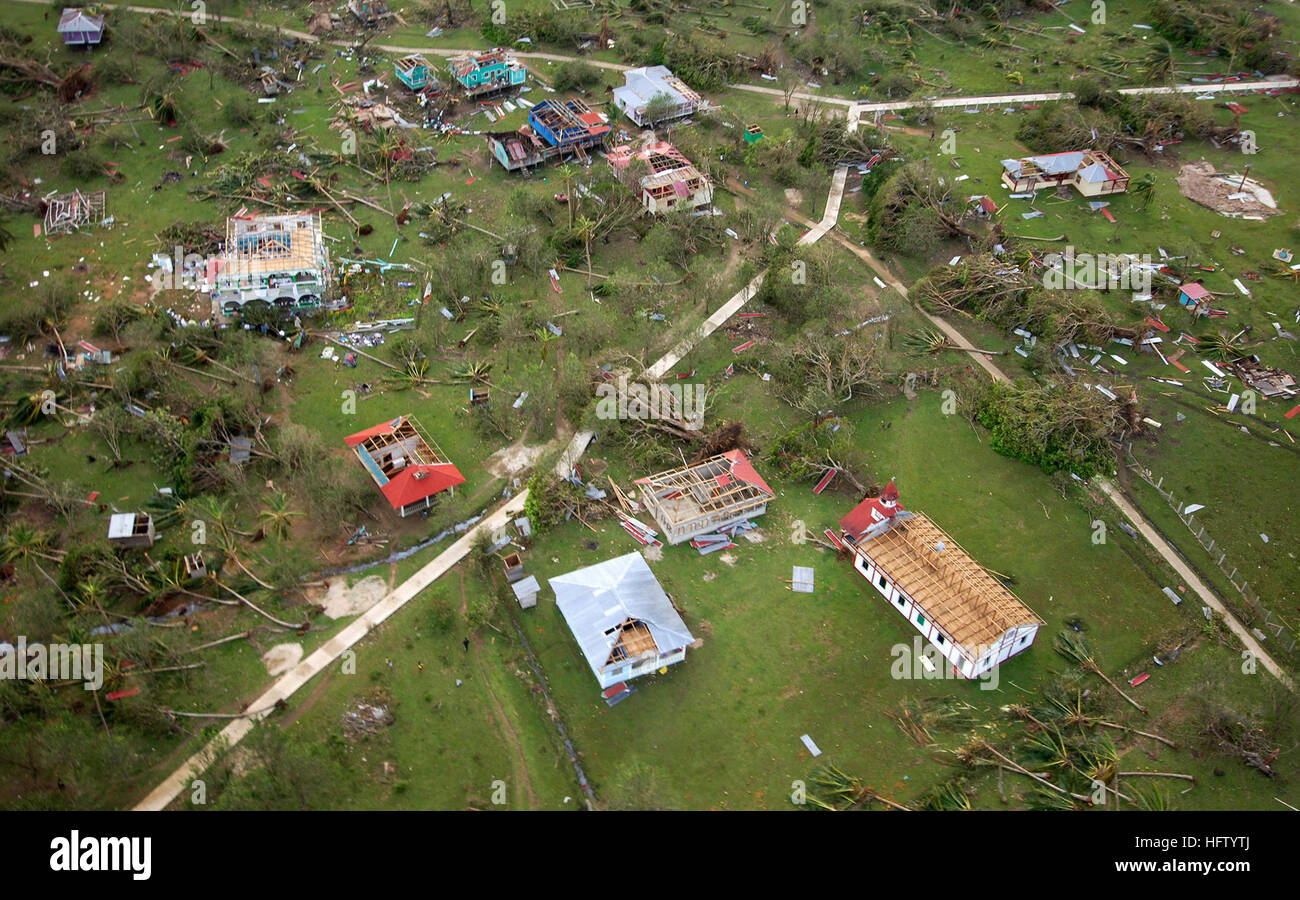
<box><xmin>1029</xmin><ymin>151</ymin><xmax>1086</xmax><ymax>174</ymax></box>
<box><xmin>1076</xmin><ymin>161</ymin><xmax>1112</xmax><ymax>183</ymax></box>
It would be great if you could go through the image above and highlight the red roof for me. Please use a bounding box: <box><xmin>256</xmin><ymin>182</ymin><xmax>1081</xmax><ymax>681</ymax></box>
<box><xmin>1180</xmin><ymin>282</ymin><xmax>1210</xmax><ymax>300</ymax></box>
<box><xmin>721</xmin><ymin>449</ymin><xmax>774</xmax><ymax>497</ymax></box>
<box><xmin>839</xmin><ymin>481</ymin><xmax>904</xmax><ymax>540</ymax></box>
<box><xmin>344</xmin><ymin>417</ymin><xmax>402</xmax><ymax>447</ymax></box>
<box><xmin>346</xmin><ymin>417</ymin><xmax>466</xmax><ymax>511</ymax></box>
<box><xmin>377</xmin><ymin>463</ymin><xmax>465</xmax><ymax>510</ymax></box>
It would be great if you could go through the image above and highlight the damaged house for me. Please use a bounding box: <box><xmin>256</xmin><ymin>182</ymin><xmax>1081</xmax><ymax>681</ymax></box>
<box><xmin>394</xmin><ymin>54</ymin><xmax>438</xmax><ymax>92</ymax></box>
<box><xmin>346</xmin><ymin>416</ymin><xmax>466</xmax><ymax>517</ymax></box>
<box><xmin>208</xmin><ymin>213</ymin><xmax>331</xmax><ymax>313</ymax></box>
<box><xmin>634</xmin><ymin>449</ymin><xmax>773</xmax><ymax>545</ymax></box>
<box><xmin>550</xmin><ymin>551</ymin><xmax>694</xmax><ymax>691</ymax></box>
<box><xmin>611</xmin><ymin>65</ymin><xmax>702</xmax><ymax>126</ymax></box>
<box><xmin>608</xmin><ymin>140</ymin><xmax>713</xmax><ymax>214</ymax></box>
<box><xmin>347</xmin><ymin>0</ymin><xmax>391</xmax><ymax>25</ymax></box>
<box><xmin>43</xmin><ymin>189</ymin><xmax>106</xmax><ymax>235</ymax></box>
<box><xmin>487</xmin><ymin>97</ymin><xmax>611</xmax><ymax>172</ymax></box>
<box><xmin>1001</xmin><ymin>150</ymin><xmax>1130</xmax><ymax>198</ymax></box>
<box><xmin>838</xmin><ymin>482</ymin><xmax>1043</xmax><ymax>680</ymax></box>
<box><xmin>447</xmin><ymin>47</ymin><xmax>526</xmax><ymax>97</ymax></box>
<box><xmin>1227</xmin><ymin>356</ymin><xmax>1296</xmax><ymax>399</ymax></box>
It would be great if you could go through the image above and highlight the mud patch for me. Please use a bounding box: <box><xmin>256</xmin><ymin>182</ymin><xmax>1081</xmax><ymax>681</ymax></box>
<box><xmin>718</xmin><ymin>552</ymin><xmax>737</xmax><ymax>567</ymax></box>
<box><xmin>262</xmin><ymin>642</ymin><xmax>303</xmax><ymax>677</ymax></box>
<box><xmin>319</xmin><ymin>575</ymin><xmax>388</xmax><ymax>619</ymax></box>
<box><xmin>485</xmin><ymin>439</ymin><xmax>550</xmax><ymax>479</ymax></box>
<box><xmin>702</xmin><ymin>571</ymin><xmax>717</xmax><ymax>582</ymax></box>
<box><xmin>1177</xmin><ymin>162</ymin><xmax>1279</xmax><ymax>219</ymax></box>
<box><xmin>643</xmin><ymin>544</ymin><xmax>664</xmax><ymax>561</ymax></box>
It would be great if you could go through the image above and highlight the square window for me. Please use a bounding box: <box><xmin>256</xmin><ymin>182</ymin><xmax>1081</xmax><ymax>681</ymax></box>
<box><xmin>916</xmin><ymin>613</ymin><xmax>926</xmax><ymax>628</ymax></box>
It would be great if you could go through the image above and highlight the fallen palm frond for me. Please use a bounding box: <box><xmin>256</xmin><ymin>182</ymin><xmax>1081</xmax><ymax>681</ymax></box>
<box><xmin>902</xmin><ymin>326</ymin><xmax>1006</xmax><ymax>357</ymax></box>
<box><xmin>807</xmin><ymin>763</ymin><xmax>910</xmax><ymax>811</ymax></box>
<box><xmin>888</xmin><ymin>697</ymin><xmax>980</xmax><ymax>746</ymax></box>
<box><xmin>953</xmin><ymin>737</ymin><xmax>1095</xmax><ymax>807</ymax></box>
<box><xmin>451</xmin><ymin>360</ymin><xmax>493</xmax><ymax>385</ymax></box>
<box><xmin>1054</xmin><ymin>630</ymin><xmax>1148</xmax><ymax>715</ymax></box>
<box><xmin>916</xmin><ymin>778</ymin><xmax>971</xmax><ymax>811</ymax></box>
<box><xmin>1035</xmin><ymin>688</ymin><xmax>1177</xmax><ymax>748</ymax></box>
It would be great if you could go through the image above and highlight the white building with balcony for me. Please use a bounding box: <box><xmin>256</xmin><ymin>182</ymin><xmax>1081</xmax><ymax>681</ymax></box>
<box><xmin>208</xmin><ymin>213</ymin><xmax>331</xmax><ymax>314</ymax></box>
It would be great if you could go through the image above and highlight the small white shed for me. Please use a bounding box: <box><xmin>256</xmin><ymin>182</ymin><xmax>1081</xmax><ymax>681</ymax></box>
<box><xmin>108</xmin><ymin>512</ymin><xmax>155</xmax><ymax>549</ymax></box>
<box><xmin>511</xmin><ymin>575</ymin><xmax>540</xmax><ymax>609</ymax></box>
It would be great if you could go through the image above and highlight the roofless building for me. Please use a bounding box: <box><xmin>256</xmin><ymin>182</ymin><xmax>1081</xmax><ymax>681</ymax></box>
<box><xmin>634</xmin><ymin>450</ymin><xmax>773</xmax><ymax>545</ymax></box>
<box><xmin>838</xmin><ymin>482</ymin><xmax>1043</xmax><ymax>679</ymax></box>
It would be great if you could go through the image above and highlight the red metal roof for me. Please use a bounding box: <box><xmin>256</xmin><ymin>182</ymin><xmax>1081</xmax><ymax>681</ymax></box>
<box><xmin>721</xmin><ymin>449</ymin><xmax>774</xmax><ymax>497</ymax></box>
<box><xmin>1179</xmin><ymin>282</ymin><xmax>1210</xmax><ymax>300</ymax></box>
<box><xmin>839</xmin><ymin>481</ymin><xmax>904</xmax><ymax>540</ymax></box>
<box><xmin>378</xmin><ymin>462</ymin><xmax>465</xmax><ymax>510</ymax></box>
<box><xmin>346</xmin><ymin>417</ymin><xmax>466</xmax><ymax>510</ymax></box>
<box><xmin>345</xmin><ymin>417</ymin><xmax>400</xmax><ymax>446</ymax></box>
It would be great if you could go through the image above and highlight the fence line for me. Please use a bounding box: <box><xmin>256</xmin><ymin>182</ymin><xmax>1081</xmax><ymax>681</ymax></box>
<box><xmin>1126</xmin><ymin>458</ymin><xmax>1297</xmax><ymax>656</ymax></box>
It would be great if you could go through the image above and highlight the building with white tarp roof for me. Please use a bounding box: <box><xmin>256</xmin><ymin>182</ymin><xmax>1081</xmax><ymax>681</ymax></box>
<box><xmin>549</xmin><ymin>552</ymin><xmax>694</xmax><ymax>690</ymax></box>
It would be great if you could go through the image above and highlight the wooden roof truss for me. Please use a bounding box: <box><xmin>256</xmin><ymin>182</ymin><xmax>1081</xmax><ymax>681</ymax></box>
<box><xmin>639</xmin><ymin>454</ymin><xmax>768</xmax><ymax>537</ymax></box>
<box><xmin>604</xmin><ymin>618</ymin><xmax>658</xmax><ymax>667</ymax></box>
<box><xmin>356</xmin><ymin>416</ymin><xmax>451</xmax><ymax>476</ymax></box>
<box><xmin>860</xmin><ymin>513</ymin><xmax>1042</xmax><ymax>654</ymax></box>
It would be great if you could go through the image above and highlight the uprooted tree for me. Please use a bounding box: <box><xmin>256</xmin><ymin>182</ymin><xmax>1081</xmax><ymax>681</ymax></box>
<box><xmin>867</xmin><ymin>161</ymin><xmax>979</xmax><ymax>258</ymax></box>
<box><xmin>973</xmin><ymin>379</ymin><xmax>1138</xmax><ymax>479</ymax></box>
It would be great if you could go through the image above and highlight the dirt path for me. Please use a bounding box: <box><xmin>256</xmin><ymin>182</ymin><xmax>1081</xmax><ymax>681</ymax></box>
<box><xmin>1098</xmin><ymin>482</ymin><xmax>1293</xmax><ymax>689</ymax></box>
<box><xmin>459</xmin><ymin>570</ymin><xmax>538</xmax><ymax>809</ymax></box>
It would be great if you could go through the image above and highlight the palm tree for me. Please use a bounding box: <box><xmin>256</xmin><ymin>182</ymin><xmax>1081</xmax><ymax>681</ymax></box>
<box><xmin>1196</xmin><ymin>329</ymin><xmax>1250</xmax><ymax>362</ymax></box>
<box><xmin>557</xmin><ymin>163</ymin><xmax>578</xmax><ymax>228</ymax></box>
<box><xmin>1043</xmin><ymin>688</ymin><xmax>1177</xmax><ymax>748</ymax></box>
<box><xmin>1076</xmin><ymin>733</ymin><xmax>1128</xmax><ymax>807</ymax></box>
<box><xmin>1130</xmin><ymin>173</ymin><xmax>1157</xmax><ymax>211</ymax></box>
<box><xmin>534</xmin><ymin>327</ymin><xmax>558</xmax><ymax>363</ymax></box>
<box><xmin>807</xmin><ymin>763</ymin><xmax>910</xmax><ymax>810</ymax></box>
<box><xmin>0</xmin><ymin>523</ymin><xmax>68</xmax><ymax>606</ymax></box>
<box><xmin>182</xmin><ymin>496</ymin><xmax>273</xmax><ymax>590</ymax></box>
<box><xmin>1223</xmin><ymin>13</ymin><xmax>1259</xmax><ymax>75</ymax></box>
<box><xmin>76</xmin><ymin>575</ymin><xmax>112</xmax><ymax>625</ymax></box>
<box><xmin>258</xmin><ymin>492</ymin><xmax>300</xmax><ymax>542</ymax></box>
<box><xmin>1142</xmin><ymin>38</ymin><xmax>1178</xmax><ymax>85</ymax></box>
<box><xmin>574</xmin><ymin>215</ymin><xmax>597</xmax><ymax>287</ymax></box>
<box><xmin>1054</xmin><ymin>630</ymin><xmax>1148</xmax><ymax>714</ymax></box>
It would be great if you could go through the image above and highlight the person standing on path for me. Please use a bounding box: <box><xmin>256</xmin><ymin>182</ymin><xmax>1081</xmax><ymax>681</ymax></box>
<box><xmin>463</xmin><ymin>636</ymin><xmax>470</xmax><ymax>652</ymax></box>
